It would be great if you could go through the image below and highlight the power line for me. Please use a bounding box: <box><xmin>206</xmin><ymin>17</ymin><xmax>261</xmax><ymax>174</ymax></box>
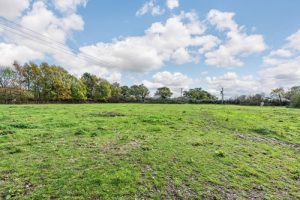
<box><xmin>0</xmin><ymin>17</ymin><xmax>114</xmax><ymax>68</ymax></box>
<box><xmin>0</xmin><ymin>17</ymin><xmax>108</xmax><ymax>65</ymax></box>
<box><xmin>0</xmin><ymin>17</ymin><xmax>102</xmax><ymax>61</ymax></box>
<box><xmin>0</xmin><ymin>22</ymin><xmax>111</xmax><ymax>67</ymax></box>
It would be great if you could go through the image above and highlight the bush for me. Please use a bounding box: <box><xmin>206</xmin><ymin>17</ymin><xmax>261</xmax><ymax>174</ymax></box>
<box><xmin>290</xmin><ymin>93</ymin><xmax>300</xmax><ymax>108</ymax></box>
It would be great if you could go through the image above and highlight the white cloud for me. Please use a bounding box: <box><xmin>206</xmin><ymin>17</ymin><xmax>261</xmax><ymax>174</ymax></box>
<box><xmin>146</xmin><ymin>71</ymin><xmax>193</xmax><ymax>88</ymax></box>
<box><xmin>207</xmin><ymin>9</ymin><xmax>238</xmax><ymax>32</ymax></box>
<box><xmin>196</xmin><ymin>35</ymin><xmax>221</xmax><ymax>53</ymax></box>
<box><xmin>206</xmin><ymin>72</ymin><xmax>262</xmax><ymax>98</ymax></box>
<box><xmin>166</xmin><ymin>0</ymin><xmax>179</xmax><ymax>10</ymax></box>
<box><xmin>260</xmin><ymin>57</ymin><xmax>300</xmax><ymax>88</ymax></box>
<box><xmin>205</xmin><ymin>9</ymin><xmax>266</xmax><ymax>67</ymax></box>
<box><xmin>19</xmin><ymin>1</ymin><xmax>84</xmax><ymax>45</ymax></box>
<box><xmin>260</xmin><ymin>29</ymin><xmax>300</xmax><ymax>89</ymax></box>
<box><xmin>80</xmin><ymin>11</ymin><xmax>208</xmax><ymax>72</ymax></box>
<box><xmin>269</xmin><ymin>49</ymin><xmax>293</xmax><ymax>58</ymax></box>
<box><xmin>0</xmin><ymin>0</ymin><xmax>30</xmax><ymax>19</ymax></box>
<box><xmin>136</xmin><ymin>0</ymin><xmax>165</xmax><ymax>16</ymax></box>
<box><xmin>206</xmin><ymin>29</ymin><xmax>300</xmax><ymax>97</ymax></box>
<box><xmin>142</xmin><ymin>71</ymin><xmax>193</xmax><ymax>96</ymax></box>
<box><xmin>0</xmin><ymin>1</ymin><xmax>85</xmax><ymax>67</ymax></box>
<box><xmin>287</xmin><ymin>29</ymin><xmax>300</xmax><ymax>51</ymax></box>
<box><xmin>52</xmin><ymin>0</ymin><xmax>88</xmax><ymax>14</ymax></box>
<box><xmin>0</xmin><ymin>43</ymin><xmax>43</xmax><ymax>66</ymax></box>
<box><xmin>171</xmin><ymin>48</ymin><xmax>192</xmax><ymax>64</ymax></box>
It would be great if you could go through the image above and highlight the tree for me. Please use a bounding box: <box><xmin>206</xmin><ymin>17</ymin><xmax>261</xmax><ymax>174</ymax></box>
<box><xmin>285</xmin><ymin>86</ymin><xmax>300</xmax><ymax>100</ymax></box>
<box><xmin>140</xmin><ymin>84</ymin><xmax>150</xmax><ymax>101</ymax></box>
<box><xmin>13</xmin><ymin>61</ymin><xmax>26</xmax><ymax>89</ymax></box>
<box><xmin>110</xmin><ymin>83</ymin><xmax>121</xmax><ymax>98</ymax></box>
<box><xmin>290</xmin><ymin>93</ymin><xmax>300</xmax><ymax>108</ymax></box>
<box><xmin>81</xmin><ymin>73</ymin><xmax>98</xmax><ymax>100</ymax></box>
<box><xmin>120</xmin><ymin>86</ymin><xmax>130</xmax><ymax>98</ymax></box>
<box><xmin>155</xmin><ymin>87</ymin><xmax>173</xmax><ymax>99</ymax></box>
<box><xmin>71</xmin><ymin>78</ymin><xmax>87</xmax><ymax>101</ymax></box>
<box><xmin>184</xmin><ymin>88</ymin><xmax>217</xmax><ymax>101</ymax></box>
<box><xmin>94</xmin><ymin>80</ymin><xmax>112</xmax><ymax>101</ymax></box>
<box><xmin>130</xmin><ymin>84</ymin><xmax>149</xmax><ymax>101</ymax></box>
<box><xmin>271</xmin><ymin>87</ymin><xmax>285</xmax><ymax>103</ymax></box>
<box><xmin>0</xmin><ymin>67</ymin><xmax>16</xmax><ymax>88</ymax></box>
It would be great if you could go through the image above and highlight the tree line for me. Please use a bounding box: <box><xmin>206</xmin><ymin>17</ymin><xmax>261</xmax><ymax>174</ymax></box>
<box><xmin>1</xmin><ymin>62</ymin><xmax>299</xmax><ymax>108</ymax></box>
<box><xmin>0</xmin><ymin>62</ymin><xmax>217</xmax><ymax>104</ymax></box>
<box><xmin>224</xmin><ymin>87</ymin><xmax>300</xmax><ymax>108</ymax></box>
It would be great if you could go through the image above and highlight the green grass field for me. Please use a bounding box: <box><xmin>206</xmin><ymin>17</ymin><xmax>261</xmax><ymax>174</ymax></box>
<box><xmin>0</xmin><ymin>104</ymin><xmax>299</xmax><ymax>199</ymax></box>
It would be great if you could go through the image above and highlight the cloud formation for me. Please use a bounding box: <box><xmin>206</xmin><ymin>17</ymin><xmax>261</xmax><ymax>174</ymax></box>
<box><xmin>0</xmin><ymin>0</ymin><xmax>30</xmax><ymax>19</ymax></box>
<box><xmin>166</xmin><ymin>0</ymin><xmax>179</xmax><ymax>10</ymax></box>
<box><xmin>136</xmin><ymin>0</ymin><xmax>165</xmax><ymax>16</ymax></box>
<box><xmin>52</xmin><ymin>0</ymin><xmax>88</xmax><ymax>14</ymax></box>
<box><xmin>261</xmin><ymin>29</ymin><xmax>300</xmax><ymax>88</ymax></box>
<box><xmin>80</xmin><ymin>11</ymin><xmax>211</xmax><ymax>72</ymax></box>
<box><xmin>142</xmin><ymin>71</ymin><xmax>193</xmax><ymax>96</ymax></box>
<box><xmin>205</xmin><ymin>9</ymin><xmax>266</xmax><ymax>67</ymax></box>
<box><xmin>206</xmin><ymin>72</ymin><xmax>261</xmax><ymax>98</ymax></box>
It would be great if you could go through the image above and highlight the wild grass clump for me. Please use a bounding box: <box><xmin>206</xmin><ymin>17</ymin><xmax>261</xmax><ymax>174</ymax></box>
<box><xmin>0</xmin><ymin>129</ymin><xmax>15</xmax><ymax>136</ymax></box>
<box><xmin>75</xmin><ymin>128</ymin><xmax>88</xmax><ymax>136</ymax></box>
<box><xmin>214</xmin><ymin>150</ymin><xmax>225</xmax><ymax>157</ymax></box>
<box><xmin>9</xmin><ymin>123</ymin><xmax>33</xmax><ymax>129</ymax></box>
<box><xmin>90</xmin><ymin>111</ymin><xmax>125</xmax><ymax>117</ymax></box>
<box><xmin>141</xmin><ymin>116</ymin><xmax>166</xmax><ymax>124</ymax></box>
<box><xmin>252</xmin><ymin>128</ymin><xmax>277</xmax><ymax>135</ymax></box>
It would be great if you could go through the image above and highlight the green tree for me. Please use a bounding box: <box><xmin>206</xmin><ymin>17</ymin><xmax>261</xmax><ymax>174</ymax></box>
<box><xmin>290</xmin><ymin>93</ymin><xmax>300</xmax><ymax>108</ymax></box>
<box><xmin>120</xmin><ymin>85</ymin><xmax>130</xmax><ymax>98</ymax></box>
<box><xmin>184</xmin><ymin>88</ymin><xmax>216</xmax><ymax>101</ymax></box>
<box><xmin>155</xmin><ymin>87</ymin><xmax>173</xmax><ymax>99</ymax></box>
<box><xmin>81</xmin><ymin>73</ymin><xmax>98</xmax><ymax>100</ymax></box>
<box><xmin>38</xmin><ymin>63</ymin><xmax>74</xmax><ymax>101</ymax></box>
<box><xmin>271</xmin><ymin>87</ymin><xmax>285</xmax><ymax>103</ymax></box>
<box><xmin>110</xmin><ymin>82</ymin><xmax>121</xmax><ymax>98</ymax></box>
<box><xmin>71</xmin><ymin>78</ymin><xmax>87</xmax><ymax>101</ymax></box>
<box><xmin>285</xmin><ymin>86</ymin><xmax>300</xmax><ymax>100</ymax></box>
<box><xmin>130</xmin><ymin>84</ymin><xmax>149</xmax><ymax>101</ymax></box>
<box><xmin>140</xmin><ymin>84</ymin><xmax>150</xmax><ymax>101</ymax></box>
<box><xmin>0</xmin><ymin>67</ymin><xmax>16</xmax><ymax>88</ymax></box>
<box><xmin>94</xmin><ymin>80</ymin><xmax>112</xmax><ymax>101</ymax></box>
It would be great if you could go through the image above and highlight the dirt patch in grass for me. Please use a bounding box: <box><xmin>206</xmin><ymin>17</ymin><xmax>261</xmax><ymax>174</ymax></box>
<box><xmin>0</xmin><ymin>170</ymin><xmax>13</xmax><ymax>182</ymax></box>
<box><xmin>23</xmin><ymin>180</ymin><xmax>35</xmax><ymax>196</ymax></box>
<box><xmin>202</xmin><ymin>182</ymin><xmax>241</xmax><ymax>200</ymax></box>
<box><xmin>164</xmin><ymin>177</ymin><xmax>198</xmax><ymax>200</ymax></box>
<box><xmin>101</xmin><ymin>140</ymin><xmax>141</xmax><ymax>155</ymax></box>
<box><xmin>89</xmin><ymin>111</ymin><xmax>125</xmax><ymax>117</ymax></box>
<box><xmin>236</xmin><ymin>133</ymin><xmax>300</xmax><ymax>152</ymax></box>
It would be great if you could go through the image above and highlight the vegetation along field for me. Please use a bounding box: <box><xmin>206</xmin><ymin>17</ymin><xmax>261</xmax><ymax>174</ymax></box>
<box><xmin>0</xmin><ymin>104</ymin><xmax>299</xmax><ymax>199</ymax></box>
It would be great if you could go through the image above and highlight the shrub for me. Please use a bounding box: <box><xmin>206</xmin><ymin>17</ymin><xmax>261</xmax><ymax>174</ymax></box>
<box><xmin>290</xmin><ymin>93</ymin><xmax>300</xmax><ymax>108</ymax></box>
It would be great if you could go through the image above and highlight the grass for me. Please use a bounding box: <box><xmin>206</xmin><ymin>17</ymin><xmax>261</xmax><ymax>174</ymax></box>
<box><xmin>0</xmin><ymin>104</ymin><xmax>299</xmax><ymax>199</ymax></box>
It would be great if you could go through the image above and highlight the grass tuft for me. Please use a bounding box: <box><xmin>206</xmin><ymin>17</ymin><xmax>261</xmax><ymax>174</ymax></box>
<box><xmin>0</xmin><ymin>129</ymin><xmax>15</xmax><ymax>136</ymax></box>
<box><xmin>90</xmin><ymin>111</ymin><xmax>125</xmax><ymax>117</ymax></box>
<box><xmin>252</xmin><ymin>128</ymin><xmax>277</xmax><ymax>135</ymax></box>
<box><xmin>214</xmin><ymin>150</ymin><xmax>225</xmax><ymax>157</ymax></box>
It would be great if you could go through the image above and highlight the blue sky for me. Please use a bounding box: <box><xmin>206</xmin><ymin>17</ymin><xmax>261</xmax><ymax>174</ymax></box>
<box><xmin>0</xmin><ymin>0</ymin><xmax>300</xmax><ymax>97</ymax></box>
